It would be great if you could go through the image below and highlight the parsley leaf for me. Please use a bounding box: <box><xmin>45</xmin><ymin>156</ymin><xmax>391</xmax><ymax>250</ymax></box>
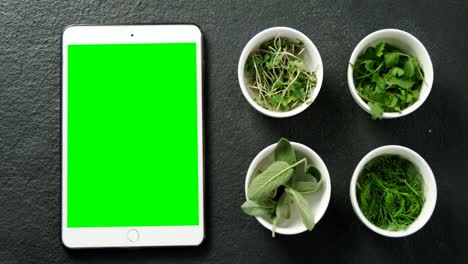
<box><xmin>368</xmin><ymin>102</ymin><xmax>384</xmax><ymax>120</ymax></box>
<box><xmin>403</xmin><ymin>59</ymin><xmax>415</xmax><ymax>78</ymax></box>
<box><xmin>387</xmin><ymin>77</ymin><xmax>415</xmax><ymax>89</ymax></box>
<box><xmin>390</xmin><ymin>67</ymin><xmax>405</xmax><ymax>77</ymax></box>
<box><xmin>375</xmin><ymin>42</ymin><xmax>385</xmax><ymax>57</ymax></box>
<box><xmin>384</xmin><ymin>52</ymin><xmax>400</xmax><ymax>68</ymax></box>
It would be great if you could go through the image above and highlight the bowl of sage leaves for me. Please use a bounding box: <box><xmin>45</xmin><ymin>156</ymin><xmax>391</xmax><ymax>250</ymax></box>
<box><xmin>350</xmin><ymin>145</ymin><xmax>437</xmax><ymax>237</ymax></box>
<box><xmin>348</xmin><ymin>29</ymin><xmax>434</xmax><ymax>119</ymax></box>
<box><xmin>241</xmin><ymin>138</ymin><xmax>331</xmax><ymax>236</ymax></box>
<box><xmin>238</xmin><ymin>27</ymin><xmax>324</xmax><ymax>118</ymax></box>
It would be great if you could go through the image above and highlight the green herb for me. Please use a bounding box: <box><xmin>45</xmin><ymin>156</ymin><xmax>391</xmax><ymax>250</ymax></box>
<box><xmin>247</xmin><ymin>160</ymin><xmax>296</xmax><ymax>201</ymax></box>
<box><xmin>240</xmin><ymin>200</ymin><xmax>276</xmax><ymax>219</ymax></box>
<box><xmin>356</xmin><ymin>155</ymin><xmax>424</xmax><ymax>230</ymax></box>
<box><xmin>293</xmin><ymin>179</ymin><xmax>321</xmax><ymax>194</ymax></box>
<box><xmin>241</xmin><ymin>138</ymin><xmax>322</xmax><ymax>237</ymax></box>
<box><xmin>245</xmin><ymin>36</ymin><xmax>317</xmax><ymax>112</ymax></box>
<box><xmin>285</xmin><ymin>187</ymin><xmax>314</xmax><ymax>231</ymax></box>
<box><xmin>275</xmin><ymin>138</ymin><xmax>297</xmax><ymax>164</ymax></box>
<box><xmin>272</xmin><ymin>191</ymin><xmax>289</xmax><ymax>237</ymax></box>
<box><xmin>352</xmin><ymin>42</ymin><xmax>424</xmax><ymax>119</ymax></box>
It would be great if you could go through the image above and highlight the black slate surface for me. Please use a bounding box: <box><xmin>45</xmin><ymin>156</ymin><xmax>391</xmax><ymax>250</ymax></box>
<box><xmin>1</xmin><ymin>0</ymin><xmax>467</xmax><ymax>263</ymax></box>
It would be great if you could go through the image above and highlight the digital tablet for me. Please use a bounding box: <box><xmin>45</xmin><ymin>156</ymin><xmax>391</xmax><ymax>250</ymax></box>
<box><xmin>61</xmin><ymin>25</ymin><xmax>204</xmax><ymax>248</ymax></box>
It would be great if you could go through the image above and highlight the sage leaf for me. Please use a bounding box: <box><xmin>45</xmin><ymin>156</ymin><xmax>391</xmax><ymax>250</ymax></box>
<box><xmin>293</xmin><ymin>181</ymin><xmax>321</xmax><ymax>194</ymax></box>
<box><xmin>272</xmin><ymin>216</ymin><xmax>279</xmax><ymax>238</ymax></box>
<box><xmin>241</xmin><ymin>200</ymin><xmax>276</xmax><ymax>218</ymax></box>
<box><xmin>275</xmin><ymin>138</ymin><xmax>296</xmax><ymax>164</ymax></box>
<box><xmin>305</xmin><ymin>164</ymin><xmax>321</xmax><ymax>182</ymax></box>
<box><xmin>286</xmin><ymin>187</ymin><xmax>315</xmax><ymax>231</ymax></box>
<box><xmin>271</xmin><ymin>192</ymin><xmax>290</xmax><ymax>237</ymax></box>
<box><xmin>294</xmin><ymin>164</ymin><xmax>322</xmax><ymax>193</ymax></box>
<box><xmin>265</xmin><ymin>188</ymin><xmax>277</xmax><ymax>201</ymax></box>
<box><xmin>248</xmin><ymin>161</ymin><xmax>293</xmax><ymax>201</ymax></box>
<box><xmin>275</xmin><ymin>192</ymin><xmax>290</xmax><ymax>219</ymax></box>
<box><xmin>248</xmin><ymin>159</ymin><xmax>305</xmax><ymax>201</ymax></box>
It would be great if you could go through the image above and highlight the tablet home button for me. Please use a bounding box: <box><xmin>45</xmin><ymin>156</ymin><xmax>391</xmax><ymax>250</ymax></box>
<box><xmin>127</xmin><ymin>229</ymin><xmax>139</xmax><ymax>242</ymax></box>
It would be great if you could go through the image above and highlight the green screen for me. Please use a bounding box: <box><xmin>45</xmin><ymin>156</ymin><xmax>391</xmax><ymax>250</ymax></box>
<box><xmin>67</xmin><ymin>43</ymin><xmax>199</xmax><ymax>227</ymax></box>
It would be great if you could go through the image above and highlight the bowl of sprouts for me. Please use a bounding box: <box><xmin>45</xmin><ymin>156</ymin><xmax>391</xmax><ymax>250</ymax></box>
<box><xmin>238</xmin><ymin>27</ymin><xmax>323</xmax><ymax>118</ymax></box>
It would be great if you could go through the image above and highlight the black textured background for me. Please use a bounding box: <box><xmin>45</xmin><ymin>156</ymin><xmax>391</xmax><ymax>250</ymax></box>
<box><xmin>1</xmin><ymin>0</ymin><xmax>467</xmax><ymax>263</ymax></box>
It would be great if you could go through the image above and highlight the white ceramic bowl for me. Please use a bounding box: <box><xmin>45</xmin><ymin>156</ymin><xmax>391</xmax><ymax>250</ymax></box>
<box><xmin>350</xmin><ymin>145</ymin><xmax>437</xmax><ymax>237</ymax></box>
<box><xmin>238</xmin><ymin>27</ymin><xmax>324</xmax><ymax>118</ymax></box>
<box><xmin>347</xmin><ymin>29</ymin><xmax>434</xmax><ymax>118</ymax></box>
<box><xmin>244</xmin><ymin>142</ymin><xmax>331</xmax><ymax>235</ymax></box>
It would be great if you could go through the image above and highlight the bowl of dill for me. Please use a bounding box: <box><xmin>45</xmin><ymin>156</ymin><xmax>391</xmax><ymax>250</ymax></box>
<box><xmin>348</xmin><ymin>29</ymin><xmax>434</xmax><ymax>119</ymax></box>
<box><xmin>350</xmin><ymin>145</ymin><xmax>437</xmax><ymax>237</ymax></box>
<box><xmin>238</xmin><ymin>27</ymin><xmax>324</xmax><ymax>118</ymax></box>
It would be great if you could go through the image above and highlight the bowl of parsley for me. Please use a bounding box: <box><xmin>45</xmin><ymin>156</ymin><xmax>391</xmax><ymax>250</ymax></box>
<box><xmin>348</xmin><ymin>29</ymin><xmax>434</xmax><ymax>119</ymax></box>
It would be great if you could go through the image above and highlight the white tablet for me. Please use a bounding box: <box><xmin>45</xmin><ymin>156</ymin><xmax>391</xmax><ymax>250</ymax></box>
<box><xmin>61</xmin><ymin>25</ymin><xmax>204</xmax><ymax>248</ymax></box>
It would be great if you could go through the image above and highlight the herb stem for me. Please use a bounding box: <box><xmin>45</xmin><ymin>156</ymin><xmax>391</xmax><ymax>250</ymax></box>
<box><xmin>277</xmin><ymin>70</ymin><xmax>301</xmax><ymax>110</ymax></box>
<box><xmin>356</xmin><ymin>62</ymin><xmax>384</xmax><ymax>80</ymax></box>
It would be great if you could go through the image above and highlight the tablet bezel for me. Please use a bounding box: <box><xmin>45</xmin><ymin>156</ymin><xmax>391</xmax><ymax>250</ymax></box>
<box><xmin>61</xmin><ymin>25</ymin><xmax>204</xmax><ymax>248</ymax></box>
